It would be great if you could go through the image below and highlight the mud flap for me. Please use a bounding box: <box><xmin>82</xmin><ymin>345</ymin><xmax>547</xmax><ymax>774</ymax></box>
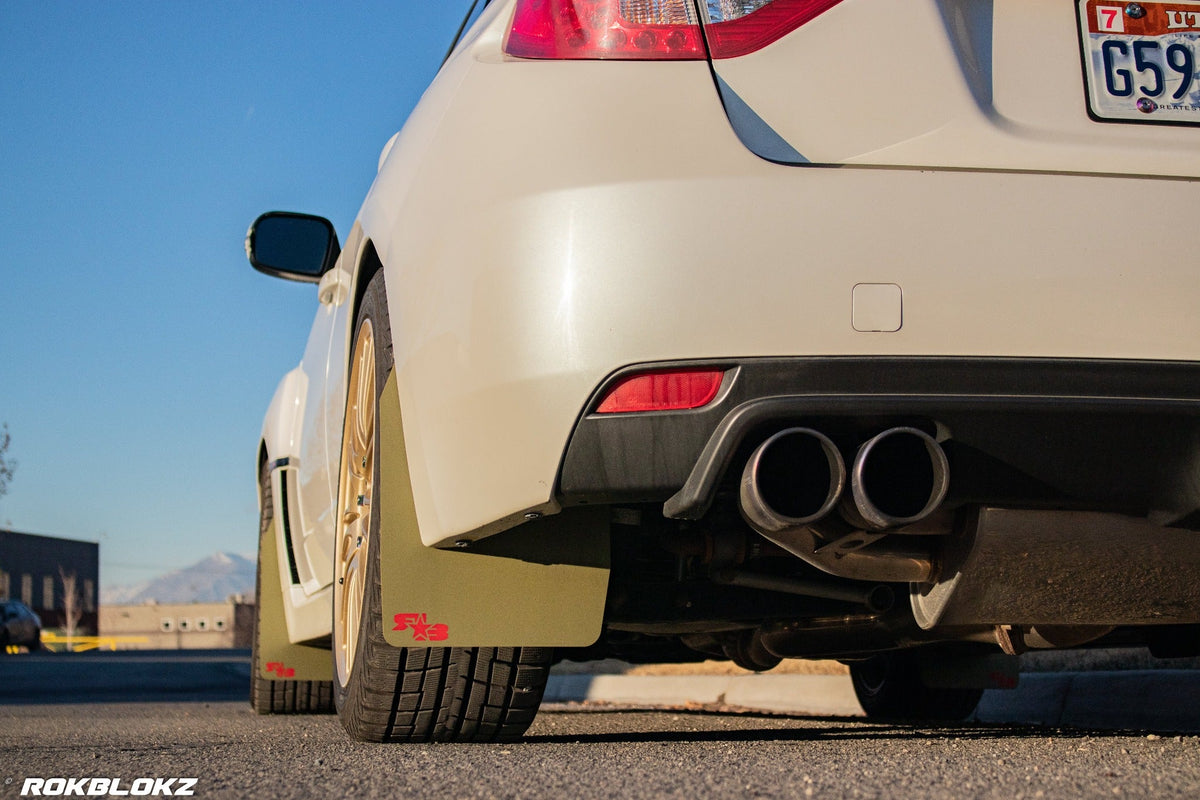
<box><xmin>255</xmin><ymin>509</ymin><xmax>332</xmax><ymax>681</ymax></box>
<box><xmin>378</xmin><ymin>372</ymin><xmax>610</xmax><ymax>648</ymax></box>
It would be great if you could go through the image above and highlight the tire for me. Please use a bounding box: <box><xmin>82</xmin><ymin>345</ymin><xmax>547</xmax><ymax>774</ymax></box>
<box><xmin>849</xmin><ymin>650</ymin><xmax>983</xmax><ymax>722</ymax></box>
<box><xmin>332</xmin><ymin>271</ymin><xmax>552</xmax><ymax>743</ymax></box>
<box><xmin>250</xmin><ymin>462</ymin><xmax>335</xmax><ymax>714</ymax></box>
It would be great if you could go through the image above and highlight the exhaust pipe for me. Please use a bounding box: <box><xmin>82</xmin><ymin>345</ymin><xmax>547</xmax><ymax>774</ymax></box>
<box><xmin>715</xmin><ymin>569</ymin><xmax>896</xmax><ymax>613</ymax></box>
<box><xmin>844</xmin><ymin>427</ymin><xmax>950</xmax><ymax>530</ymax></box>
<box><xmin>739</xmin><ymin>428</ymin><xmax>845</xmax><ymax>533</ymax></box>
<box><xmin>739</xmin><ymin>427</ymin><xmax>942</xmax><ymax>584</ymax></box>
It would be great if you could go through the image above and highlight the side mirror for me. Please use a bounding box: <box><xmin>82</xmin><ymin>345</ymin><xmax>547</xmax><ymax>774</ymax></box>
<box><xmin>245</xmin><ymin>211</ymin><xmax>340</xmax><ymax>283</ymax></box>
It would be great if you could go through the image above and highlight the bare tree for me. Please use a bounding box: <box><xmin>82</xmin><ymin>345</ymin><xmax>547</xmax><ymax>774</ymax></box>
<box><xmin>0</xmin><ymin>423</ymin><xmax>15</xmax><ymax>498</ymax></box>
<box><xmin>59</xmin><ymin>567</ymin><xmax>83</xmax><ymax>650</ymax></box>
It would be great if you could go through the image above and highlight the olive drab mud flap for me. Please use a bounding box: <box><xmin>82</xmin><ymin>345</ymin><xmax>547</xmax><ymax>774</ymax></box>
<box><xmin>255</xmin><ymin>509</ymin><xmax>332</xmax><ymax>681</ymax></box>
<box><xmin>378</xmin><ymin>372</ymin><xmax>611</xmax><ymax>648</ymax></box>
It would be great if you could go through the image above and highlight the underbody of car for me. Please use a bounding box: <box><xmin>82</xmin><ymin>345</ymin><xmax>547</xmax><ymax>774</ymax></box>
<box><xmin>246</xmin><ymin>0</ymin><xmax>1200</xmax><ymax>740</ymax></box>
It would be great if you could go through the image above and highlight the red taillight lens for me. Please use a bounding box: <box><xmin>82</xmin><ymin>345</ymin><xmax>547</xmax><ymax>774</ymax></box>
<box><xmin>506</xmin><ymin>0</ymin><xmax>706</xmax><ymax>60</ymax></box>
<box><xmin>703</xmin><ymin>0</ymin><xmax>843</xmax><ymax>59</ymax></box>
<box><xmin>595</xmin><ymin>369</ymin><xmax>724</xmax><ymax>413</ymax></box>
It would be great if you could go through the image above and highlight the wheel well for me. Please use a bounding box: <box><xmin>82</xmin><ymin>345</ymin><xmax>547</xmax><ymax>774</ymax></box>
<box><xmin>257</xmin><ymin>442</ymin><xmax>269</xmax><ymax>503</ymax></box>
<box><xmin>352</xmin><ymin>241</ymin><xmax>384</xmax><ymax>331</ymax></box>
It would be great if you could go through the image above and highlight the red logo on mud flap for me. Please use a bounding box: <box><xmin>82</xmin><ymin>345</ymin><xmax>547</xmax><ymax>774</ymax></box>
<box><xmin>393</xmin><ymin>612</ymin><xmax>449</xmax><ymax>641</ymax></box>
<box><xmin>265</xmin><ymin>661</ymin><xmax>295</xmax><ymax>678</ymax></box>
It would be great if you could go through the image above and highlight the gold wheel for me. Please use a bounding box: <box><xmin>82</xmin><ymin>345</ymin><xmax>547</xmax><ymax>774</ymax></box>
<box><xmin>334</xmin><ymin>318</ymin><xmax>375</xmax><ymax>686</ymax></box>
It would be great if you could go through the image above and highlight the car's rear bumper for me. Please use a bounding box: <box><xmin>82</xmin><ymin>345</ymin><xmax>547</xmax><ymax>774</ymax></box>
<box><xmin>367</xmin><ymin>23</ymin><xmax>1200</xmax><ymax>548</ymax></box>
<box><xmin>558</xmin><ymin>357</ymin><xmax>1200</xmax><ymax>522</ymax></box>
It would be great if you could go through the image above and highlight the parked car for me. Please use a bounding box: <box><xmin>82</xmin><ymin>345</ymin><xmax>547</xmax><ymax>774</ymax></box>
<box><xmin>1</xmin><ymin>600</ymin><xmax>42</xmax><ymax>652</ymax></box>
<box><xmin>246</xmin><ymin>0</ymin><xmax>1200</xmax><ymax>741</ymax></box>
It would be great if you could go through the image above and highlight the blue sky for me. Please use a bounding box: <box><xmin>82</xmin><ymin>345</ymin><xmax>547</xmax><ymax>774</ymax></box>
<box><xmin>0</xmin><ymin>2</ymin><xmax>475</xmax><ymax>588</ymax></box>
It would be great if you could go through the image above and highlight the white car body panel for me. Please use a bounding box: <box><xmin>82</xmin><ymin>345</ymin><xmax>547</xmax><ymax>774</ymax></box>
<box><xmin>271</xmin><ymin>468</ymin><xmax>331</xmax><ymax>643</ymax></box>
<box><xmin>259</xmin><ymin>368</ymin><xmax>332</xmax><ymax>641</ymax></box>
<box><xmin>258</xmin><ymin>0</ymin><xmax>1200</xmax><ymax>646</ymax></box>
<box><xmin>261</xmin><ymin>224</ymin><xmax>373</xmax><ymax>642</ymax></box>
<box><xmin>303</xmin><ymin>224</ymin><xmax>367</xmax><ymax>583</ymax></box>
<box><xmin>710</xmin><ymin>1</ymin><xmax>1200</xmax><ymax>176</ymax></box>
<box><xmin>295</xmin><ymin>301</ymin><xmax>338</xmax><ymax>582</ymax></box>
<box><xmin>260</xmin><ymin>367</ymin><xmax>306</xmax><ymax>467</ymax></box>
<box><xmin>344</xmin><ymin>1</ymin><xmax>1200</xmax><ymax>549</ymax></box>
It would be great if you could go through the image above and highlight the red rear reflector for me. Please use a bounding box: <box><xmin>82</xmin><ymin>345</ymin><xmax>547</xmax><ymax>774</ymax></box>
<box><xmin>595</xmin><ymin>370</ymin><xmax>724</xmax><ymax>413</ymax></box>
<box><xmin>506</xmin><ymin>0</ymin><xmax>706</xmax><ymax>60</ymax></box>
<box><xmin>703</xmin><ymin>0</ymin><xmax>844</xmax><ymax>59</ymax></box>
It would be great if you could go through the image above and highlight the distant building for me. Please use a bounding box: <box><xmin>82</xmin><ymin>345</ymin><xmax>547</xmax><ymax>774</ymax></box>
<box><xmin>0</xmin><ymin>529</ymin><xmax>99</xmax><ymax>634</ymax></box>
<box><xmin>100</xmin><ymin>601</ymin><xmax>254</xmax><ymax>649</ymax></box>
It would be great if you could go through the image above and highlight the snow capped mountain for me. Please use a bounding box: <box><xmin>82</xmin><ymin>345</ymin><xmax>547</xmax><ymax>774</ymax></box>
<box><xmin>103</xmin><ymin>552</ymin><xmax>256</xmax><ymax>605</ymax></box>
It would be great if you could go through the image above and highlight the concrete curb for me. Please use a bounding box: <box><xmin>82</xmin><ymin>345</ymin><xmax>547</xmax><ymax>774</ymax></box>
<box><xmin>545</xmin><ymin>670</ymin><xmax>1200</xmax><ymax>733</ymax></box>
<box><xmin>544</xmin><ymin>674</ymin><xmax>862</xmax><ymax>717</ymax></box>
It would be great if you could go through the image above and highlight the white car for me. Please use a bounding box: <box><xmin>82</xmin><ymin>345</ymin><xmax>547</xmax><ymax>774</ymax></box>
<box><xmin>247</xmin><ymin>0</ymin><xmax>1200</xmax><ymax>741</ymax></box>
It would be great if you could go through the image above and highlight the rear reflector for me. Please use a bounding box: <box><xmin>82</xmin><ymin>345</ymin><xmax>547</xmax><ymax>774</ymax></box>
<box><xmin>595</xmin><ymin>369</ymin><xmax>724</xmax><ymax>413</ymax></box>
<box><xmin>703</xmin><ymin>0</ymin><xmax>844</xmax><ymax>59</ymax></box>
<box><xmin>505</xmin><ymin>0</ymin><xmax>706</xmax><ymax>59</ymax></box>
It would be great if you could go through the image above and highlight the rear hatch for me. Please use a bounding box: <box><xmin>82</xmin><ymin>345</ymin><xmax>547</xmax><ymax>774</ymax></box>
<box><xmin>701</xmin><ymin>0</ymin><xmax>1200</xmax><ymax>177</ymax></box>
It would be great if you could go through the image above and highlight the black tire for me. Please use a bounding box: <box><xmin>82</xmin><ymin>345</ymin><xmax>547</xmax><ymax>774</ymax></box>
<box><xmin>333</xmin><ymin>272</ymin><xmax>552</xmax><ymax>743</ymax></box>
<box><xmin>849</xmin><ymin>650</ymin><xmax>983</xmax><ymax>722</ymax></box>
<box><xmin>250</xmin><ymin>462</ymin><xmax>335</xmax><ymax>714</ymax></box>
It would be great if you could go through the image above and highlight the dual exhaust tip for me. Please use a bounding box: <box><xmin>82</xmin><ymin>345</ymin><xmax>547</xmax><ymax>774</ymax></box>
<box><xmin>740</xmin><ymin>426</ymin><xmax>950</xmax><ymax>533</ymax></box>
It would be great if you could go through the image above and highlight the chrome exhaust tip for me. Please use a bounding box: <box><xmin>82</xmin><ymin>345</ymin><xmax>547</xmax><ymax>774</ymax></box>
<box><xmin>739</xmin><ymin>427</ymin><xmax>846</xmax><ymax>533</ymax></box>
<box><xmin>846</xmin><ymin>427</ymin><xmax>949</xmax><ymax>530</ymax></box>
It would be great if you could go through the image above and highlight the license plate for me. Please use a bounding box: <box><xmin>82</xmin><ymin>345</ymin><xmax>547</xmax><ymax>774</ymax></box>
<box><xmin>1077</xmin><ymin>0</ymin><xmax>1200</xmax><ymax>125</ymax></box>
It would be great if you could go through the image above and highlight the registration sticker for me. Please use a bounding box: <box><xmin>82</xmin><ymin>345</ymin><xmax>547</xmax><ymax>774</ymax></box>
<box><xmin>1078</xmin><ymin>0</ymin><xmax>1200</xmax><ymax>124</ymax></box>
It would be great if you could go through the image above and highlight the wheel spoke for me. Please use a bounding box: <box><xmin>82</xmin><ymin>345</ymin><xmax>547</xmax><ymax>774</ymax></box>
<box><xmin>335</xmin><ymin>319</ymin><xmax>375</xmax><ymax>685</ymax></box>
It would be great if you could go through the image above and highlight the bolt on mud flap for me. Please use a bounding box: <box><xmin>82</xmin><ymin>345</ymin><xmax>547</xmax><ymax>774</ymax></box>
<box><xmin>377</xmin><ymin>372</ymin><xmax>610</xmax><ymax>648</ymax></box>
<box><xmin>256</xmin><ymin>513</ymin><xmax>331</xmax><ymax>681</ymax></box>
<box><xmin>911</xmin><ymin>507</ymin><xmax>1200</xmax><ymax>629</ymax></box>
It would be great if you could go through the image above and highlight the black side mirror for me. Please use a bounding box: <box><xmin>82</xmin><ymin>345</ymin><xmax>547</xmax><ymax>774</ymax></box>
<box><xmin>246</xmin><ymin>211</ymin><xmax>340</xmax><ymax>283</ymax></box>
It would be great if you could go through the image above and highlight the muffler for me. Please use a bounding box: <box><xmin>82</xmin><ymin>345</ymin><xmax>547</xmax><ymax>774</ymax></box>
<box><xmin>739</xmin><ymin>427</ymin><xmax>939</xmax><ymax>584</ymax></box>
<box><xmin>912</xmin><ymin>507</ymin><xmax>1200</xmax><ymax>629</ymax></box>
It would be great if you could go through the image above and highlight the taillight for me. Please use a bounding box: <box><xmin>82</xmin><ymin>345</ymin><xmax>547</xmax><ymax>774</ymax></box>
<box><xmin>702</xmin><ymin>0</ymin><xmax>843</xmax><ymax>59</ymax></box>
<box><xmin>505</xmin><ymin>0</ymin><xmax>706</xmax><ymax>60</ymax></box>
<box><xmin>595</xmin><ymin>369</ymin><xmax>724</xmax><ymax>413</ymax></box>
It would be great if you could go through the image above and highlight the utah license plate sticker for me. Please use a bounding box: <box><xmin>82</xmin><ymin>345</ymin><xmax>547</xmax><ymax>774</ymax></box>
<box><xmin>1078</xmin><ymin>0</ymin><xmax>1200</xmax><ymax>124</ymax></box>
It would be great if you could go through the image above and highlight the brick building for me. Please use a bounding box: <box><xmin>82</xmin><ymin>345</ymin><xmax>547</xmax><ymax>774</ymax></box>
<box><xmin>0</xmin><ymin>529</ymin><xmax>99</xmax><ymax>634</ymax></box>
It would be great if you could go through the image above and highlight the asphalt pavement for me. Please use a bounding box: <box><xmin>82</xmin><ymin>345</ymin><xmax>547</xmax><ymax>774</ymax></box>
<box><xmin>544</xmin><ymin>670</ymin><xmax>1200</xmax><ymax>733</ymax></box>
<box><xmin>2</xmin><ymin>649</ymin><xmax>1198</xmax><ymax>733</ymax></box>
<box><xmin>3</xmin><ymin>651</ymin><xmax>1200</xmax><ymax>799</ymax></box>
<box><xmin>3</xmin><ymin>702</ymin><xmax>1199</xmax><ymax>799</ymax></box>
